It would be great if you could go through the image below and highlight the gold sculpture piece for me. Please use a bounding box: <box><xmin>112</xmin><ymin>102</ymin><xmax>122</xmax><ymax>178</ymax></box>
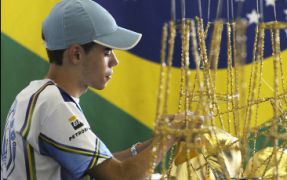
<box><xmin>148</xmin><ymin>2</ymin><xmax>287</xmax><ymax>178</ymax></box>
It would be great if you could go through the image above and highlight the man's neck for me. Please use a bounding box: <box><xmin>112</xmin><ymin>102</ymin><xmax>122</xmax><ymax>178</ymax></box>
<box><xmin>45</xmin><ymin>64</ymin><xmax>87</xmax><ymax>98</ymax></box>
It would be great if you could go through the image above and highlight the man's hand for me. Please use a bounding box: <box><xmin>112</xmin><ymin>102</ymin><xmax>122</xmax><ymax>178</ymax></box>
<box><xmin>158</xmin><ymin>111</ymin><xmax>204</xmax><ymax>131</ymax></box>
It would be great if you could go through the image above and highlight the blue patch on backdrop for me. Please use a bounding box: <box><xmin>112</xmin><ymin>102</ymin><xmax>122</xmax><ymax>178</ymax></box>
<box><xmin>96</xmin><ymin>0</ymin><xmax>287</xmax><ymax>68</ymax></box>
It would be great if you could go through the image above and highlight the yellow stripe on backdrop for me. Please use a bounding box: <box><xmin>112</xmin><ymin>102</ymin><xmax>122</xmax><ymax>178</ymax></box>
<box><xmin>2</xmin><ymin>0</ymin><xmax>287</xmax><ymax>131</ymax></box>
<box><xmin>1</xmin><ymin>0</ymin><xmax>59</xmax><ymax>62</ymax></box>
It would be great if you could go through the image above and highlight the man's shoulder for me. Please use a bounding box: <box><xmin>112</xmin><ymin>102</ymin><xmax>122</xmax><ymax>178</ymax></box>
<box><xmin>38</xmin><ymin>81</ymin><xmax>81</xmax><ymax>111</ymax></box>
<box><xmin>16</xmin><ymin>79</ymin><xmax>62</xmax><ymax>105</ymax></box>
<box><xmin>39</xmin><ymin>82</ymin><xmax>62</xmax><ymax>101</ymax></box>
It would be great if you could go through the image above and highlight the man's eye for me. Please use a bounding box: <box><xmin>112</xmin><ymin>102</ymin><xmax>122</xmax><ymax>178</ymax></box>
<box><xmin>104</xmin><ymin>51</ymin><xmax>112</xmax><ymax>56</ymax></box>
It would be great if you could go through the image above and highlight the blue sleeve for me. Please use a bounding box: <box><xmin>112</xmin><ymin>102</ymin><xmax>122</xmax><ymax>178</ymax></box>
<box><xmin>38</xmin><ymin>133</ymin><xmax>112</xmax><ymax>179</ymax></box>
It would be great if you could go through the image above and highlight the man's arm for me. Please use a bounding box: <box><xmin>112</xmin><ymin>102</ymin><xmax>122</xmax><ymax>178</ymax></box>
<box><xmin>87</xmin><ymin>112</ymin><xmax>199</xmax><ymax>180</ymax></box>
<box><xmin>113</xmin><ymin>139</ymin><xmax>152</xmax><ymax>161</ymax></box>
<box><xmin>87</xmin><ymin>135</ymin><xmax>174</xmax><ymax>180</ymax></box>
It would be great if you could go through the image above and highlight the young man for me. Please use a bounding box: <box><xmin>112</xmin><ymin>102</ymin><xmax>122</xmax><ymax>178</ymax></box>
<box><xmin>1</xmin><ymin>0</ymin><xmax>192</xmax><ymax>179</ymax></box>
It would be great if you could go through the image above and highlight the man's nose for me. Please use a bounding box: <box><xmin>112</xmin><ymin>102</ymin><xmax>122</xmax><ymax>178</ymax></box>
<box><xmin>109</xmin><ymin>51</ymin><xmax>119</xmax><ymax>67</ymax></box>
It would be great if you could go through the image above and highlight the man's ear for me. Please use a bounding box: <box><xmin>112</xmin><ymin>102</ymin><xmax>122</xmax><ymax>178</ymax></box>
<box><xmin>66</xmin><ymin>44</ymin><xmax>83</xmax><ymax>65</ymax></box>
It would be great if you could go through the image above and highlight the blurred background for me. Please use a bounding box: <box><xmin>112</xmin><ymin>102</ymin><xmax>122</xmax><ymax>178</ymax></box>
<box><xmin>1</xmin><ymin>0</ymin><xmax>287</xmax><ymax>154</ymax></box>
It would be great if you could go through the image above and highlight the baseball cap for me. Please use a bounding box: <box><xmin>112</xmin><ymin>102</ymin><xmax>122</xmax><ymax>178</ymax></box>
<box><xmin>42</xmin><ymin>0</ymin><xmax>142</xmax><ymax>50</ymax></box>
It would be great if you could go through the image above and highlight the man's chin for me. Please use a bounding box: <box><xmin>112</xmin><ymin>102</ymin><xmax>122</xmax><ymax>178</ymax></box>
<box><xmin>92</xmin><ymin>83</ymin><xmax>108</xmax><ymax>90</ymax></box>
<box><xmin>96</xmin><ymin>86</ymin><xmax>105</xmax><ymax>90</ymax></box>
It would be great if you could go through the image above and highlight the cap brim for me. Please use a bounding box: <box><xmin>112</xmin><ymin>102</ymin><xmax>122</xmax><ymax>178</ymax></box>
<box><xmin>93</xmin><ymin>27</ymin><xmax>142</xmax><ymax>50</ymax></box>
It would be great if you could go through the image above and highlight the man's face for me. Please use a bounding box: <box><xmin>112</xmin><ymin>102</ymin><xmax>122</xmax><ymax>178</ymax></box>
<box><xmin>81</xmin><ymin>44</ymin><xmax>119</xmax><ymax>90</ymax></box>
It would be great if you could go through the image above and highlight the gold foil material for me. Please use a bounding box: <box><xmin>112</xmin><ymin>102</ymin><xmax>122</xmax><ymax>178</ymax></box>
<box><xmin>172</xmin><ymin>127</ymin><xmax>242</xmax><ymax>179</ymax></box>
<box><xmin>244</xmin><ymin>147</ymin><xmax>287</xmax><ymax>180</ymax></box>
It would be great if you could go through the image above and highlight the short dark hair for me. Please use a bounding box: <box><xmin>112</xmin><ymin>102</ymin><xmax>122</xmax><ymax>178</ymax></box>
<box><xmin>42</xmin><ymin>33</ymin><xmax>96</xmax><ymax>65</ymax></box>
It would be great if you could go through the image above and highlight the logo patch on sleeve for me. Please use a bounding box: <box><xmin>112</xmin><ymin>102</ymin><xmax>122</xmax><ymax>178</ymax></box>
<box><xmin>68</xmin><ymin>115</ymin><xmax>83</xmax><ymax>130</ymax></box>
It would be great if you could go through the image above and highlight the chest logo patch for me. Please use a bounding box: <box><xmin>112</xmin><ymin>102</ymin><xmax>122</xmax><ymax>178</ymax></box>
<box><xmin>68</xmin><ymin>115</ymin><xmax>83</xmax><ymax>130</ymax></box>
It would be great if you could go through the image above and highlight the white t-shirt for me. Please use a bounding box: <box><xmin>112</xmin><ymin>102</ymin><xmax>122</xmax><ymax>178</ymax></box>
<box><xmin>1</xmin><ymin>79</ymin><xmax>113</xmax><ymax>180</ymax></box>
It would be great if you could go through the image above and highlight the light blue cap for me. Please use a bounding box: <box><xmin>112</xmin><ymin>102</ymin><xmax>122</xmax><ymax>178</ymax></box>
<box><xmin>42</xmin><ymin>0</ymin><xmax>142</xmax><ymax>50</ymax></box>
